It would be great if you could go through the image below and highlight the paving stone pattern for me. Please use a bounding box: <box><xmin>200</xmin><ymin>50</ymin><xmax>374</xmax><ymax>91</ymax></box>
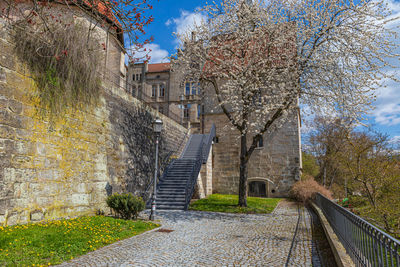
<box><xmin>59</xmin><ymin>201</ymin><xmax>336</xmax><ymax>267</ymax></box>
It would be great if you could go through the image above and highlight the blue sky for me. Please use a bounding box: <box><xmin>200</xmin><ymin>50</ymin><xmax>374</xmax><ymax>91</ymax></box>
<box><xmin>138</xmin><ymin>0</ymin><xmax>400</xmax><ymax>143</ymax></box>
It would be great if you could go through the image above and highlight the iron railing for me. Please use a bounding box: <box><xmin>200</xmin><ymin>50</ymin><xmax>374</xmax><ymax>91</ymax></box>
<box><xmin>202</xmin><ymin>124</ymin><xmax>216</xmax><ymax>163</ymax></box>
<box><xmin>315</xmin><ymin>193</ymin><xmax>400</xmax><ymax>267</ymax></box>
<box><xmin>183</xmin><ymin>135</ymin><xmax>205</xmax><ymax>210</ymax></box>
<box><xmin>143</xmin><ymin>127</ymin><xmax>191</xmax><ymax>202</ymax></box>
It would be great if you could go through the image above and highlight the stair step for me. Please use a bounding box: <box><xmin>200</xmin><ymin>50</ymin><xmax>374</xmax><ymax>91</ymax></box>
<box><xmin>157</xmin><ymin>200</ymin><xmax>186</xmax><ymax>205</ymax></box>
<box><xmin>157</xmin><ymin>189</ymin><xmax>186</xmax><ymax>193</ymax></box>
<box><xmin>157</xmin><ymin>196</ymin><xmax>185</xmax><ymax>200</ymax></box>
<box><xmin>156</xmin><ymin>204</ymin><xmax>185</xmax><ymax>210</ymax></box>
<box><xmin>160</xmin><ymin>182</ymin><xmax>188</xmax><ymax>185</ymax></box>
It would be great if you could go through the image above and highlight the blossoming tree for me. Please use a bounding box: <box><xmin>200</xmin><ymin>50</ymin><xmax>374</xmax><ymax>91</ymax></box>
<box><xmin>173</xmin><ymin>0</ymin><xmax>399</xmax><ymax>206</ymax></box>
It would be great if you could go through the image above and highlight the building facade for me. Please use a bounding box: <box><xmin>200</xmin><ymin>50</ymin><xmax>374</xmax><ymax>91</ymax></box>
<box><xmin>127</xmin><ymin>62</ymin><xmax>203</xmax><ymax>131</ymax></box>
<box><xmin>128</xmin><ymin>60</ymin><xmax>302</xmax><ymax>198</ymax></box>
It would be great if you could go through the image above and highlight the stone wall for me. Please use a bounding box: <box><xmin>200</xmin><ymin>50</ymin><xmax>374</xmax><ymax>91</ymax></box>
<box><xmin>0</xmin><ymin>21</ymin><xmax>188</xmax><ymax>225</ymax></box>
<box><xmin>204</xmin><ymin>112</ymin><xmax>301</xmax><ymax>198</ymax></box>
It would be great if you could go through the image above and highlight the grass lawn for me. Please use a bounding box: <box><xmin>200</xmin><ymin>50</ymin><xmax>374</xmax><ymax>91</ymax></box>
<box><xmin>189</xmin><ymin>194</ymin><xmax>282</xmax><ymax>214</ymax></box>
<box><xmin>0</xmin><ymin>216</ymin><xmax>159</xmax><ymax>266</ymax></box>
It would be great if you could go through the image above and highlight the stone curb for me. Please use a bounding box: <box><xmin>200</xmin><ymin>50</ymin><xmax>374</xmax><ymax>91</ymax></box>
<box><xmin>310</xmin><ymin>202</ymin><xmax>355</xmax><ymax>267</ymax></box>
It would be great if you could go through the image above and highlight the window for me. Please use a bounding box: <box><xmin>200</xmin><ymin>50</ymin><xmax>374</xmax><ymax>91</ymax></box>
<box><xmin>184</xmin><ymin>82</ymin><xmax>201</xmax><ymax>96</ymax></box>
<box><xmin>159</xmin><ymin>84</ymin><xmax>165</xmax><ymax>97</ymax></box>
<box><xmin>136</xmin><ymin>74</ymin><xmax>139</xmax><ymax>81</ymax></box>
<box><xmin>139</xmin><ymin>74</ymin><xmax>142</xmax><ymax>81</ymax></box>
<box><xmin>133</xmin><ymin>74</ymin><xmax>135</xmax><ymax>81</ymax></box>
<box><xmin>191</xmin><ymin>83</ymin><xmax>197</xmax><ymax>95</ymax></box>
<box><xmin>185</xmin><ymin>82</ymin><xmax>190</xmax><ymax>95</ymax></box>
<box><xmin>256</xmin><ymin>138</ymin><xmax>264</xmax><ymax>148</ymax></box>
<box><xmin>197</xmin><ymin>104</ymin><xmax>201</xmax><ymax>118</ymax></box>
<box><xmin>184</xmin><ymin>104</ymin><xmax>190</xmax><ymax>118</ymax></box>
<box><xmin>152</xmin><ymin>85</ymin><xmax>157</xmax><ymax>97</ymax></box>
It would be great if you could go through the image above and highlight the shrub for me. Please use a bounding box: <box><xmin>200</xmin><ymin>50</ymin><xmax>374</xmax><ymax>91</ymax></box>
<box><xmin>106</xmin><ymin>193</ymin><xmax>145</xmax><ymax>220</ymax></box>
<box><xmin>290</xmin><ymin>178</ymin><xmax>333</xmax><ymax>203</ymax></box>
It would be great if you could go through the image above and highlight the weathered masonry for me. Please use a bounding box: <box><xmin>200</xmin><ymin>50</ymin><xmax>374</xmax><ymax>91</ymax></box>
<box><xmin>203</xmin><ymin>110</ymin><xmax>301</xmax><ymax>198</ymax></box>
<box><xmin>0</xmin><ymin>3</ymin><xmax>188</xmax><ymax>225</ymax></box>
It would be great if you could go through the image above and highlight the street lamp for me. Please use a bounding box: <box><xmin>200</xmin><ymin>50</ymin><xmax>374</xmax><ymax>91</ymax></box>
<box><xmin>149</xmin><ymin>118</ymin><xmax>163</xmax><ymax>221</ymax></box>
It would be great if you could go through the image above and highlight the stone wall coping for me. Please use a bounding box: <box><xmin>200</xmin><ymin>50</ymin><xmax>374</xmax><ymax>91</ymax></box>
<box><xmin>310</xmin><ymin>202</ymin><xmax>355</xmax><ymax>267</ymax></box>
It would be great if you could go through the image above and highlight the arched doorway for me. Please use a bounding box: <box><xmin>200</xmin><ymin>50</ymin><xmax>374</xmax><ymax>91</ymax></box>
<box><xmin>248</xmin><ymin>181</ymin><xmax>267</xmax><ymax>197</ymax></box>
<box><xmin>247</xmin><ymin>177</ymin><xmax>275</xmax><ymax>198</ymax></box>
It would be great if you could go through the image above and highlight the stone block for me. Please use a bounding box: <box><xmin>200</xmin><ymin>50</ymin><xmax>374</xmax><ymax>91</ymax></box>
<box><xmin>0</xmin><ymin>109</ymin><xmax>22</xmax><ymax>128</ymax></box>
<box><xmin>70</xmin><ymin>194</ymin><xmax>90</xmax><ymax>206</ymax></box>
<box><xmin>0</xmin><ymin>125</ymin><xmax>15</xmax><ymax>139</ymax></box>
<box><xmin>30</xmin><ymin>211</ymin><xmax>44</xmax><ymax>221</ymax></box>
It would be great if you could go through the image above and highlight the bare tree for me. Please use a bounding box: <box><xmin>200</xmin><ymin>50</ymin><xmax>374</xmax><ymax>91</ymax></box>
<box><xmin>173</xmin><ymin>0</ymin><xmax>399</xmax><ymax>206</ymax></box>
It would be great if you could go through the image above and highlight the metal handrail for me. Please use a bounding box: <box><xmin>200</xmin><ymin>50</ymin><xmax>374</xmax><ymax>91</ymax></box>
<box><xmin>183</xmin><ymin>135</ymin><xmax>205</xmax><ymax>210</ymax></box>
<box><xmin>202</xmin><ymin>124</ymin><xmax>216</xmax><ymax>163</ymax></box>
<box><xmin>143</xmin><ymin>127</ymin><xmax>190</xmax><ymax>201</ymax></box>
<box><xmin>315</xmin><ymin>193</ymin><xmax>400</xmax><ymax>267</ymax></box>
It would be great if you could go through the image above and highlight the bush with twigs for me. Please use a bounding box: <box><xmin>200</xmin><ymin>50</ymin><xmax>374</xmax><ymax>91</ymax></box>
<box><xmin>290</xmin><ymin>177</ymin><xmax>333</xmax><ymax>203</ymax></box>
<box><xmin>11</xmin><ymin>17</ymin><xmax>103</xmax><ymax>119</ymax></box>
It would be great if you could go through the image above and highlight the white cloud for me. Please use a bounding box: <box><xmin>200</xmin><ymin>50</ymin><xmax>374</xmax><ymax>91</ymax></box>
<box><xmin>389</xmin><ymin>135</ymin><xmax>400</xmax><ymax>144</ymax></box>
<box><xmin>165</xmin><ymin>10</ymin><xmax>206</xmax><ymax>45</ymax></box>
<box><xmin>372</xmin><ymin>76</ymin><xmax>400</xmax><ymax>126</ymax></box>
<box><xmin>133</xmin><ymin>43</ymin><xmax>169</xmax><ymax>63</ymax></box>
<box><xmin>369</xmin><ymin>1</ymin><xmax>400</xmax><ymax>126</ymax></box>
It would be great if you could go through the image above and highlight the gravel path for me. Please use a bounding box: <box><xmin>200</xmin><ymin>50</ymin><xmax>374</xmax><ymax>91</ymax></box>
<box><xmin>59</xmin><ymin>200</ymin><xmax>336</xmax><ymax>267</ymax></box>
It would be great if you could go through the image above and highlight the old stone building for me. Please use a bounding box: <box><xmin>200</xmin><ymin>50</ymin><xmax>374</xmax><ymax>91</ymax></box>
<box><xmin>128</xmin><ymin>60</ymin><xmax>302</xmax><ymax>198</ymax></box>
<box><xmin>127</xmin><ymin>62</ymin><xmax>203</xmax><ymax>131</ymax></box>
<box><xmin>202</xmin><ymin>111</ymin><xmax>301</xmax><ymax>198</ymax></box>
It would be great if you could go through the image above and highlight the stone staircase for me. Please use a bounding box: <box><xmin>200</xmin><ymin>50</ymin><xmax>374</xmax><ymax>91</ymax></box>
<box><xmin>147</xmin><ymin>125</ymin><xmax>215</xmax><ymax>210</ymax></box>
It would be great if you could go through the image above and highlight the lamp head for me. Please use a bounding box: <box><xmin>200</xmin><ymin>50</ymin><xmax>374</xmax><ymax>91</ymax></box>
<box><xmin>153</xmin><ymin>118</ymin><xmax>163</xmax><ymax>134</ymax></box>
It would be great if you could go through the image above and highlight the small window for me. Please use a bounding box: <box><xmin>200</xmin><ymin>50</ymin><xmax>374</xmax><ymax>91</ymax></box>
<box><xmin>191</xmin><ymin>82</ymin><xmax>197</xmax><ymax>95</ymax></box>
<box><xmin>185</xmin><ymin>83</ymin><xmax>191</xmax><ymax>95</ymax></box>
<box><xmin>197</xmin><ymin>104</ymin><xmax>201</xmax><ymax>118</ymax></box>
<box><xmin>133</xmin><ymin>74</ymin><xmax>135</xmax><ymax>81</ymax></box>
<box><xmin>214</xmin><ymin>136</ymin><xmax>219</xmax><ymax>143</ymax></box>
<box><xmin>152</xmin><ymin>85</ymin><xmax>157</xmax><ymax>97</ymax></box>
<box><xmin>159</xmin><ymin>84</ymin><xmax>165</xmax><ymax>97</ymax></box>
<box><xmin>136</xmin><ymin>74</ymin><xmax>139</xmax><ymax>81</ymax></box>
<box><xmin>139</xmin><ymin>74</ymin><xmax>142</xmax><ymax>81</ymax></box>
<box><xmin>184</xmin><ymin>105</ymin><xmax>189</xmax><ymax>118</ymax></box>
<box><xmin>257</xmin><ymin>138</ymin><xmax>264</xmax><ymax>148</ymax></box>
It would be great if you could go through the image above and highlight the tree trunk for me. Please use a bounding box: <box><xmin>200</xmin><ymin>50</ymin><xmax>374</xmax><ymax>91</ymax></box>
<box><xmin>238</xmin><ymin>133</ymin><xmax>248</xmax><ymax>207</ymax></box>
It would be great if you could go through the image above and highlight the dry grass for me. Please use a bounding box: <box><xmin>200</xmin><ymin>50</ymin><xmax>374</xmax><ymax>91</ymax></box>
<box><xmin>12</xmin><ymin>17</ymin><xmax>103</xmax><ymax>119</ymax></box>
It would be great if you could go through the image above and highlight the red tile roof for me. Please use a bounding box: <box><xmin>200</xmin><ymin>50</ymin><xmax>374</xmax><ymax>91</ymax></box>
<box><xmin>148</xmin><ymin>63</ymin><xmax>171</xmax><ymax>73</ymax></box>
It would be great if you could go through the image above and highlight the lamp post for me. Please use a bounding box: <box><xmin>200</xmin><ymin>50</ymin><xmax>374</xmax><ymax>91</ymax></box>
<box><xmin>149</xmin><ymin>118</ymin><xmax>163</xmax><ymax>221</ymax></box>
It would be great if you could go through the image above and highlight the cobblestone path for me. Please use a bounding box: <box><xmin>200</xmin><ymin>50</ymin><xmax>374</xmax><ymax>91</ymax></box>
<box><xmin>59</xmin><ymin>200</ymin><xmax>336</xmax><ymax>267</ymax></box>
